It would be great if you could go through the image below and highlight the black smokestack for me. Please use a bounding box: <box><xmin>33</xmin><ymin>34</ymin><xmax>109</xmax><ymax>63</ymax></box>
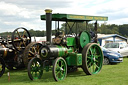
<box><xmin>45</xmin><ymin>9</ymin><xmax>52</xmax><ymax>44</ymax></box>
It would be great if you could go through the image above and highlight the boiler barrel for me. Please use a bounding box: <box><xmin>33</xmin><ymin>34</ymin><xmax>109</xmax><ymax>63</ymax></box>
<box><xmin>40</xmin><ymin>45</ymin><xmax>74</xmax><ymax>60</ymax></box>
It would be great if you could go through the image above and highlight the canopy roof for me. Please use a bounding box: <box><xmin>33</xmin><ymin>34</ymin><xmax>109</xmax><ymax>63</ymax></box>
<box><xmin>40</xmin><ymin>13</ymin><xmax>108</xmax><ymax>21</ymax></box>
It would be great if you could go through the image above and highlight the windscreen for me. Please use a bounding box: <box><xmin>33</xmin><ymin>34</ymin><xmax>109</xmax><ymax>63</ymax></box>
<box><xmin>104</xmin><ymin>43</ymin><xmax>119</xmax><ymax>48</ymax></box>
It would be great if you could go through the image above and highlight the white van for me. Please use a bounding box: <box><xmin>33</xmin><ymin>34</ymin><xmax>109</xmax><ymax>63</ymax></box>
<box><xmin>104</xmin><ymin>42</ymin><xmax>128</xmax><ymax>57</ymax></box>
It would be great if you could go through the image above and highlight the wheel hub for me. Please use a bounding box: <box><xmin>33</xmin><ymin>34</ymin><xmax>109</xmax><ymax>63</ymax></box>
<box><xmin>35</xmin><ymin>53</ymin><xmax>40</xmax><ymax>58</ymax></box>
<box><xmin>60</xmin><ymin>67</ymin><xmax>63</xmax><ymax>71</ymax></box>
<box><xmin>93</xmin><ymin>57</ymin><xmax>95</xmax><ymax>61</ymax></box>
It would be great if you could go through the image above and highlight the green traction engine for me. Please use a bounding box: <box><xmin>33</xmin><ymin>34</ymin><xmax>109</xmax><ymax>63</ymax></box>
<box><xmin>27</xmin><ymin>9</ymin><xmax>108</xmax><ymax>81</ymax></box>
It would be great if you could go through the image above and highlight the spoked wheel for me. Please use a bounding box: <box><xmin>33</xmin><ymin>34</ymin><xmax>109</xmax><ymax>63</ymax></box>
<box><xmin>82</xmin><ymin>43</ymin><xmax>103</xmax><ymax>75</ymax></box>
<box><xmin>23</xmin><ymin>42</ymin><xmax>42</xmax><ymax>67</ymax></box>
<box><xmin>11</xmin><ymin>27</ymin><xmax>31</xmax><ymax>51</ymax></box>
<box><xmin>28</xmin><ymin>57</ymin><xmax>43</xmax><ymax>80</ymax></box>
<box><xmin>0</xmin><ymin>57</ymin><xmax>5</xmax><ymax>77</ymax></box>
<box><xmin>53</xmin><ymin>57</ymin><xmax>67</xmax><ymax>81</ymax></box>
<box><xmin>104</xmin><ymin>57</ymin><xmax>110</xmax><ymax>65</ymax></box>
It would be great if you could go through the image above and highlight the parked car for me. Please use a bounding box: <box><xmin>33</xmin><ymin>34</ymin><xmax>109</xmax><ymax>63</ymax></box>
<box><xmin>101</xmin><ymin>46</ymin><xmax>123</xmax><ymax>65</ymax></box>
<box><xmin>104</xmin><ymin>42</ymin><xmax>128</xmax><ymax>57</ymax></box>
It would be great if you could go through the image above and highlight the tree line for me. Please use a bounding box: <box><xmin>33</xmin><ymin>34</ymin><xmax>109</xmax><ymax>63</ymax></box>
<box><xmin>61</xmin><ymin>22</ymin><xmax>128</xmax><ymax>38</ymax></box>
<box><xmin>98</xmin><ymin>23</ymin><xmax>128</xmax><ymax>37</ymax></box>
<box><xmin>0</xmin><ymin>23</ymin><xmax>128</xmax><ymax>38</ymax></box>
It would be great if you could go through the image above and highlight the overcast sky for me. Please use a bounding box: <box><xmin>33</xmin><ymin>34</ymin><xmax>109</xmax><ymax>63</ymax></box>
<box><xmin>0</xmin><ymin>0</ymin><xmax>128</xmax><ymax>33</ymax></box>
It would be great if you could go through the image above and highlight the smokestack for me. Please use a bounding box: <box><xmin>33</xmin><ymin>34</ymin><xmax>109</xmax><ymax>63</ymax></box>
<box><xmin>45</xmin><ymin>9</ymin><xmax>52</xmax><ymax>44</ymax></box>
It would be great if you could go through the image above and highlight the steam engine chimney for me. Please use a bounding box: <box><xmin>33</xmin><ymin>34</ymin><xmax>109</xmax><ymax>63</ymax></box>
<box><xmin>45</xmin><ymin>9</ymin><xmax>52</xmax><ymax>44</ymax></box>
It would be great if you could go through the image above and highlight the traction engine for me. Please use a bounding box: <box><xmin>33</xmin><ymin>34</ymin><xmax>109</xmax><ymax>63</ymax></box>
<box><xmin>27</xmin><ymin>9</ymin><xmax>108</xmax><ymax>81</ymax></box>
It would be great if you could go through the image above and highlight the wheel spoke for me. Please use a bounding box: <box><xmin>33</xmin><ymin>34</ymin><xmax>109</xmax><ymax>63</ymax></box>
<box><xmin>56</xmin><ymin>64</ymin><xmax>60</xmax><ymax>69</ymax></box>
<box><xmin>56</xmin><ymin>70</ymin><xmax>60</xmax><ymax>75</ymax></box>
<box><xmin>23</xmin><ymin>30</ymin><xmax>26</xmax><ymax>37</ymax></box>
<box><xmin>29</xmin><ymin>50</ymin><xmax>35</xmax><ymax>56</ymax></box>
<box><xmin>95</xmin><ymin>59</ymin><xmax>99</xmax><ymax>63</ymax></box>
<box><xmin>17</xmin><ymin>42</ymin><xmax>22</xmax><ymax>50</ymax></box>
<box><xmin>22</xmin><ymin>40</ymin><xmax>26</xmax><ymax>47</ymax></box>
<box><xmin>35</xmin><ymin>61</ymin><xmax>38</xmax><ymax>67</ymax></box>
<box><xmin>93</xmin><ymin>62</ymin><xmax>95</xmax><ymax>72</ymax></box>
<box><xmin>95</xmin><ymin>55</ymin><xmax>100</xmax><ymax>58</ymax></box>
<box><xmin>93</xmin><ymin>47</ymin><xmax>96</xmax><ymax>53</ymax></box>
<box><xmin>95</xmin><ymin>63</ymin><xmax>99</xmax><ymax>68</ymax></box>
<box><xmin>88</xmin><ymin>62</ymin><xmax>92</xmax><ymax>68</ymax></box>
<box><xmin>89</xmin><ymin>48</ymin><xmax>93</xmax><ymax>55</ymax></box>
<box><xmin>36</xmin><ymin>45</ymin><xmax>40</xmax><ymax>53</ymax></box>
<box><xmin>87</xmin><ymin>59</ymin><xmax>91</xmax><ymax>64</ymax></box>
<box><xmin>16</xmin><ymin>30</ymin><xmax>22</xmax><ymax>39</ymax></box>
<box><xmin>33</xmin><ymin>47</ymin><xmax>37</xmax><ymax>53</ymax></box>
<box><xmin>61</xmin><ymin>61</ymin><xmax>64</xmax><ymax>67</ymax></box>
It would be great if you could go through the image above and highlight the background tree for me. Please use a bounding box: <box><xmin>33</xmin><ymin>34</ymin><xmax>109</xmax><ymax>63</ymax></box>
<box><xmin>0</xmin><ymin>24</ymin><xmax>128</xmax><ymax>38</ymax></box>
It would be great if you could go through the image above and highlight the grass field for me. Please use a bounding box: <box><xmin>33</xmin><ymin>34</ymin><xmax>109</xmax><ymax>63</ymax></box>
<box><xmin>0</xmin><ymin>58</ymin><xmax>128</xmax><ymax>85</ymax></box>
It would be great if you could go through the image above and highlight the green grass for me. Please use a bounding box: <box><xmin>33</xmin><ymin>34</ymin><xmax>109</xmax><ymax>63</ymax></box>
<box><xmin>1</xmin><ymin>58</ymin><xmax>128</xmax><ymax>85</ymax></box>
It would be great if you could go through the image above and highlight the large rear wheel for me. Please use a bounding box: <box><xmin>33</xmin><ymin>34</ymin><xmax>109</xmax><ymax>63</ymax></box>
<box><xmin>82</xmin><ymin>43</ymin><xmax>103</xmax><ymax>75</ymax></box>
<box><xmin>23</xmin><ymin>42</ymin><xmax>42</xmax><ymax>67</ymax></box>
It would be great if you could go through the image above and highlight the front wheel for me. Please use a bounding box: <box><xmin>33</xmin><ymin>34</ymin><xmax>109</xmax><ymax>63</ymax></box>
<box><xmin>82</xmin><ymin>43</ymin><xmax>103</xmax><ymax>75</ymax></box>
<box><xmin>28</xmin><ymin>57</ymin><xmax>43</xmax><ymax>80</ymax></box>
<box><xmin>0</xmin><ymin>57</ymin><xmax>5</xmax><ymax>77</ymax></box>
<box><xmin>104</xmin><ymin>57</ymin><xmax>110</xmax><ymax>65</ymax></box>
<box><xmin>52</xmin><ymin>57</ymin><xmax>67</xmax><ymax>81</ymax></box>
